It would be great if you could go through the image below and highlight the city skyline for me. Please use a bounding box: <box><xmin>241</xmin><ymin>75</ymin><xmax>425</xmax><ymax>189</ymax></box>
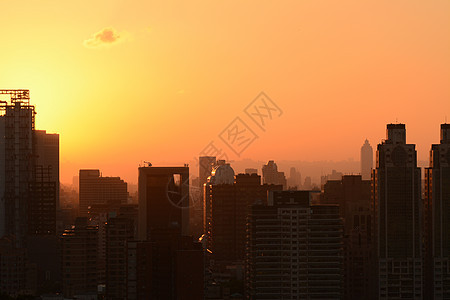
<box><xmin>1</xmin><ymin>0</ymin><xmax>449</xmax><ymax>184</ymax></box>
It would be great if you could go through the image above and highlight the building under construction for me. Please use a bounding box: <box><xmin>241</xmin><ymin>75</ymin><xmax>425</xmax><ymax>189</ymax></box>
<box><xmin>0</xmin><ymin>90</ymin><xmax>59</xmax><ymax>247</ymax></box>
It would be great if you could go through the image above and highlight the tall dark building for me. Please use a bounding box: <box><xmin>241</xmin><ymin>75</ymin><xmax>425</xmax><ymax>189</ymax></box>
<box><xmin>372</xmin><ymin>124</ymin><xmax>422</xmax><ymax>299</ymax></box>
<box><xmin>425</xmin><ymin>123</ymin><xmax>450</xmax><ymax>299</ymax></box>
<box><xmin>205</xmin><ymin>172</ymin><xmax>282</xmax><ymax>266</ymax></box>
<box><xmin>198</xmin><ymin>156</ymin><xmax>216</xmax><ymax>188</ymax></box>
<box><xmin>106</xmin><ymin>216</ymin><xmax>134</xmax><ymax>300</ymax></box>
<box><xmin>79</xmin><ymin>169</ymin><xmax>128</xmax><ymax>217</ymax></box>
<box><xmin>0</xmin><ymin>90</ymin><xmax>59</xmax><ymax>249</ymax></box>
<box><xmin>61</xmin><ymin>218</ymin><xmax>98</xmax><ymax>298</ymax></box>
<box><xmin>135</xmin><ymin>165</ymin><xmax>203</xmax><ymax>299</ymax></box>
<box><xmin>361</xmin><ymin>139</ymin><xmax>373</xmax><ymax>180</ymax></box>
<box><xmin>245</xmin><ymin>191</ymin><xmax>344</xmax><ymax>299</ymax></box>
<box><xmin>322</xmin><ymin>175</ymin><xmax>372</xmax><ymax>299</ymax></box>
<box><xmin>138</xmin><ymin>166</ymin><xmax>190</xmax><ymax>239</ymax></box>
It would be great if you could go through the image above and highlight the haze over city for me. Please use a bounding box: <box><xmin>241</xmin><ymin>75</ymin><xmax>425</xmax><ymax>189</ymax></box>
<box><xmin>1</xmin><ymin>0</ymin><xmax>449</xmax><ymax>184</ymax></box>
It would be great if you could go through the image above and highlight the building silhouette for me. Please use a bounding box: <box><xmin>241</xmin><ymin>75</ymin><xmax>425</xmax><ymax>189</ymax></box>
<box><xmin>425</xmin><ymin>123</ymin><xmax>450</xmax><ymax>298</ymax></box>
<box><xmin>205</xmin><ymin>172</ymin><xmax>282</xmax><ymax>267</ymax></box>
<box><xmin>361</xmin><ymin>139</ymin><xmax>373</xmax><ymax>180</ymax></box>
<box><xmin>61</xmin><ymin>217</ymin><xmax>98</xmax><ymax>298</ymax></box>
<box><xmin>262</xmin><ymin>160</ymin><xmax>286</xmax><ymax>189</ymax></box>
<box><xmin>199</xmin><ymin>156</ymin><xmax>216</xmax><ymax>188</ymax></box>
<box><xmin>245</xmin><ymin>190</ymin><xmax>343</xmax><ymax>299</ymax></box>
<box><xmin>135</xmin><ymin>165</ymin><xmax>203</xmax><ymax>299</ymax></box>
<box><xmin>372</xmin><ymin>124</ymin><xmax>422</xmax><ymax>299</ymax></box>
<box><xmin>322</xmin><ymin>175</ymin><xmax>372</xmax><ymax>299</ymax></box>
<box><xmin>78</xmin><ymin>169</ymin><xmax>128</xmax><ymax>217</ymax></box>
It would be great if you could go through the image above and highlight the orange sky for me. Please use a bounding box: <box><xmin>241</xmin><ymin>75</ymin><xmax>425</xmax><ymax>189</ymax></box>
<box><xmin>0</xmin><ymin>0</ymin><xmax>449</xmax><ymax>184</ymax></box>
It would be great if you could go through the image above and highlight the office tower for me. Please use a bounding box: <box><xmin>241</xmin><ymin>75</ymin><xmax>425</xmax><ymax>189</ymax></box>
<box><xmin>322</xmin><ymin>175</ymin><xmax>372</xmax><ymax>299</ymax></box>
<box><xmin>138</xmin><ymin>165</ymin><xmax>189</xmax><ymax>239</ymax></box>
<box><xmin>245</xmin><ymin>191</ymin><xmax>344</xmax><ymax>299</ymax></box>
<box><xmin>245</xmin><ymin>168</ymin><xmax>258</xmax><ymax>175</ymax></box>
<box><xmin>127</xmin><ymin>234</ymin><xmax>204</xmax><ymax>300</ymax></box>
<box><xmin>361</xmin><ymin>139</ymin><xmax>373</xmax><ymax>180</ymax></box>
<box><xmin>203</xmin><ymin>160</ymin><xmax>235</xmax><ymax>237</ymax></box>
<box><xmin>321</xmin><ymin>169</ymin><xmax>343</xmax><ymax>187</ymax></box>
<box><xmin>373</xmin><ymin>124</ymin><xmax>422</xmax><ymax>299</ymax></box>
<box><xmin>136</xmin><ymin>165</ymin><xmax>203</xmax><ymax>299</ymax></box>
<box><xmin>106</xmin><ymin>216</ymin><xmax>134</xmax><ymax>300</ymax></box>
<box><xmin>287</xmin><ymin>166</ymin><xmax>302</xmax><ymax>189</ymax></box>
<box><xmin>262</xmin><ymin>160</ymin><xmax>286</xmax><ymax>189</ymax></box>
<box><xmin>35</xmin><ymin>130</ymin><xmax>59</xmax><ymax>208</ymax></box>
<box><xmin>61</xmin><ymin>218</ymin><xmax>98</xmax><ymax>298</ymax></box>
<box><xmin>0</xmin><ymin>90</ymin><xmax>35</xmax><ymax>246</ymax></box>
<box><xmin>425</xmin><ymin>124</ymin><xmax>450</xmax><ymax>298</ymax></box>
<box><xmin>303</xmin><ymin>176</ymin><xmax>312</xmax><ymax>190</ymax></box>
<box><xmin>199</xmin><ymin>156</ymin><xmax>216</xmax><ymax>187</ymax></box>
<box><xmin>205</xmin><ymin>171</ymin><xmax>282</xmax><ymax>266</ymax></box>
<box><xmin>78</xmin><ymin>169</ymin><xmax>128</xmax><ymax>217</ymax></box>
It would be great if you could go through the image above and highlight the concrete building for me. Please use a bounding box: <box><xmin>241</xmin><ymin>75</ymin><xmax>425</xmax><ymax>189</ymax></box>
<box><xmin>361</xmin><ymin>139</ymin><xmax>373</xmax><ymax>180</ymax></box>
<box><xmin>245</xmin><ymin>190</ymin><xmax>344</xmax><ymax>299</ymax></box>
<box><xmin>322</xmin><ymin>175</ymin><xmax>372</xmax><ymax>299</ymax></box>
<box><xmin>78</xmin><ymin>169</ymin><xmax>128</xmax><ymax>217</ymax></box>
<box><xmin>262</xmin><ymin>160</ymin><xmax>286</xmax><ymax>189</ymax></box>
<box><xmin>61</xmin><ymin>218</ymin><xmax>98</xmax><ymax>298</ymax></box>
<box><xmin>138</xmin><ymin>165</ymin><xmax>189</xmax><ymax>239</ymax></box>
<box><xmin>205</xmin><ymin>168</ymin><xmax>282</xmax><ymax>266</ymax></box>
<box><xmin>372</xmin><ymin>124</ymin><xmax>422</xmax><ymax>299</ymax></box>
<box><xmin>199</xmin><ymin>156</ymin><xmax>216</xmax><ymax>188</ymax></box>
<box><xmin>425</xmin><ymin>123</ymin><xmax>450</xmax><ymax>299</ymax></box>
<box><xmin>105</xmin><ymin>216</ymin><xmax>134</xmax><ymax>300</ymax></box>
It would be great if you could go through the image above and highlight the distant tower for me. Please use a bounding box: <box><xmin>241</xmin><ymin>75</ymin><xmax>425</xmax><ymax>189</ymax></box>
<box><xmin>262</xmin><ymin>160</ymin><xmax>286</xmax><ymax>189</ymax></box>
<box><xmin>361</xmin><ymin>139</ymin><xmax>373</xmax><ymax>180</ymax></box>
<box><xmin>373</xmin><ymin>124</ymin><xmax>422</xmax><ymax>299</ymax></box>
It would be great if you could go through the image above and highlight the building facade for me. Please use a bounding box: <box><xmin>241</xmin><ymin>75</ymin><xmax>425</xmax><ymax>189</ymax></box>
<box><xmin>425</xmin><ymin>123</ymin><xmax>450</xmax><ymax>299</ymax></box>
<box><xmin>246</xmin><ymin>190</ymin><xmax>343</xmax><ymax>299</ymax></box>
<box><xmin>372</xmin><ymin>124</ymin><xmax>422</xmax><ymax>299</ymax></box>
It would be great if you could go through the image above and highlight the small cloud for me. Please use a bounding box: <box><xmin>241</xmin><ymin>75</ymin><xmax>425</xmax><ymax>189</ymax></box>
<box><xmin>83</xmin><ymin>27</ymin><xmax>125</xmax><ymax>48</ymax></box>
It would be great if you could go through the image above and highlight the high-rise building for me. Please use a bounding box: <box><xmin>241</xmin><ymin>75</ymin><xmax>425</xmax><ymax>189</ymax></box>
<box><xmin>372</xmin><ymin>124</ymin><xmax>422</xmax><ymax>299</ymax></box>
<box><xmin>199</xmin><ymin>156</ymin><xmax>216</xmax><ymax>188</ymax></box>
<box><xmin>425</xmin><ymin>123</ymin><xmax>450</xmax><ymax>298</ymax></box>
<box><xmin>245</xmin><ymin>190</ymin><xmax>344</xmax><ymax>299</ymax></box>
<box><xmin>0</xmin><ymin>90</ymin><xmax>59</xmax><ymax>248</ymax></box>
<box><xmin>206</xmin><ymin>172</ymin><xmax>282</xmax><ymax>266</ymax></box>
<box><xmin>138</xmin><ymin>165</ymin><xmax>189</xmax><ymax>239</ymax></box>
<box><xmin>106</xmin><ymin>216</ymin><xmax>134</xmax><ymax>300</ymax></box>
<box><xmin>78</xmin><ymin>169</ymin><xmax>128</xmax><ymax>217</ymax></box>
<box><xmin>61</xmin><ymin>217</ymin><xmax>98</xmax><ymax>298</ymax></box>
<box><xmin>361</xmin><ymin>139</ymin><xmax>373</xmax><ymax>180</ymax></box>
<box><xmin>322</xmin><ymin>175</ymin><xmax>372</xmax><ymax>299</ymax></box>
<box><xmin>262</xmin><ymin>160</ymin><xmax>286</xmax><ymax>189</ymax></box>
<box><xmin>287</xmin><ymin>167</ymin><xmax>302</xmax><ymax>189</ymax></box>
<box><xmin>127</xmin><ymin>231</ymin><xmax>204</xmax><ymax>300</ymax></box>
<box><xmin>135</xmin><ymin>165</ymin><xmax>203</xmax><ymax>299</ymax></box>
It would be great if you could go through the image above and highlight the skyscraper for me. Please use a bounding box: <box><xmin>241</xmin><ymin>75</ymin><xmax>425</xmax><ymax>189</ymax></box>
<box><xmin>198</xmin><ymin>156</ymin><xmax>216</xmax><ymax>188</ymax></box>
<box><xmin>372</xmin><ymin>124</ymin><xmax>422</xmax><ymax>299</ymax></box>
<box><xmin>425</xmin><ymin>123</ymin><xmax>450</xmax><ymax>298</ymax></box>
<box><xmin>262</xmin><ymin>160</ymin><xmax>286</xmax><ymax>189</ymax></box>
<box><xmin>0</xmin><ymin>90</ymin><xmax>59</xmax><ymax>247</ymax></box>
<box><xmin>205</xmin><ymin>172</ymin><xmax>282</xmax><ymax>265</ymax></box>
<box><xmin>138</xmin><ymin>165</ymin><xmax>189</xmax><ymax>239</ymax></box>
<box><xmin>245</xmin><ymin>190</ymin><xmax>343</xmax><ymax>299</ymax></box>
<box><xmin>361</xmin><ymin>139</ymin><xmax>373</xmax><ymax>180</ymax></box>
<box><xmin>322</xmin><ymin>175</ymin><xmax>372</xmax><ymax>299</ymax></box>
<box><xmin>78</xmin><ymin>169</ymin><xmax>128</xmax><ymax>217</ymax></box>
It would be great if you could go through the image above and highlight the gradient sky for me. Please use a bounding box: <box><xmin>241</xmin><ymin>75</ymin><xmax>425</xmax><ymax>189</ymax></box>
<box><xmin>1</xmin><ymin>0</ymin><xmax>449</xmax><ymax>184</ymax></box>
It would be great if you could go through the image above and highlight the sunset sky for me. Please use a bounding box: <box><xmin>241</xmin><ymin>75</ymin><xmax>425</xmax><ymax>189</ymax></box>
<box><xmin>1</xmin><ymin>0</ymin><xmax>449</xmax><ymax>184</ymax></box>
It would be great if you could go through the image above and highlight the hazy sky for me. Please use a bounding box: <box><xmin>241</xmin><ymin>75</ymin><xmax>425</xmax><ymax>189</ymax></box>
<box><xmin>1</xmin><ymin>0</ymin><xmax>449</xmax><ymax>184</ymax></box>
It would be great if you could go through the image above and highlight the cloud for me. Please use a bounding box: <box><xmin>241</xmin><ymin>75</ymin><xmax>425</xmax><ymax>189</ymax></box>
<box><xmin>83</xmin><ymin>27</ymin><xmax>124</xmax><ymax>48</ymax></box>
